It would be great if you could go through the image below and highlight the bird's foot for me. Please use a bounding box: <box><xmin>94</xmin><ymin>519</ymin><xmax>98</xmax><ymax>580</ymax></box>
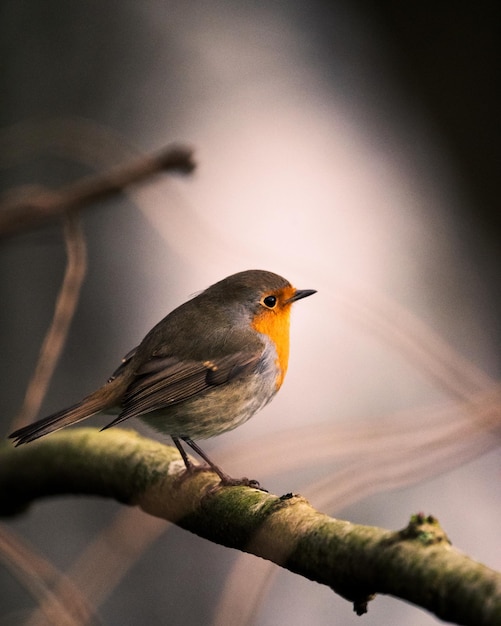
<box><xmin>218</xmin><ymin>475</ymin><xmax>266</xmax><ymax>491</ymax></box>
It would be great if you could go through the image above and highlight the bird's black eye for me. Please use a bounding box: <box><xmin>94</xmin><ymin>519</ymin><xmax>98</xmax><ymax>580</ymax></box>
<box><xmin>262</xmin><ymin>295</ymin><xmax>277</xmax><ymax>309</ymax></box>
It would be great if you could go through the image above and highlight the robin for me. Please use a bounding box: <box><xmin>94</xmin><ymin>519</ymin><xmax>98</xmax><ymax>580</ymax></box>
<box><xmin>9</xmin><ymin>270</ymin><xmax>316</xmax><ymax>486</ymax></box>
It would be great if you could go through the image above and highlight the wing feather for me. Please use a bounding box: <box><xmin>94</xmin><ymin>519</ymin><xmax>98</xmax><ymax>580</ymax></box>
<box><xmin>103</xmin><ymin>350</ymin><xmax>261</xmax><ymax>428</ymax></box>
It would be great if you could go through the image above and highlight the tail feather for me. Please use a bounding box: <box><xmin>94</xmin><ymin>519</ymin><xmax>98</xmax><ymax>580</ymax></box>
<box><xmin>8</xmin><ymin>378</ymin><xmax>127</xmax><ymax>446</ymax></box>
<box><xmin>9</xmin><ymin>400</ymin><xmax>103</xmax><ymax>445</ymax></box>
<box><xmin>9</xmin><ymin>374</ymin><xmax>129</xmax><ymax>445</ymax></box>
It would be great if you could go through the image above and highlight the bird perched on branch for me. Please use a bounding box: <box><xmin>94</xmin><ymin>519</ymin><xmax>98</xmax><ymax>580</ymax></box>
<box><xmin>10</xmin><ymin>270</ymin><xmax>316</xmax><ymax>486</ymax></box>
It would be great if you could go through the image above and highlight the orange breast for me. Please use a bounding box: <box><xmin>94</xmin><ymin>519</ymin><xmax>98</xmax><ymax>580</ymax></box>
<box><xmin>251</xmin><ymin>285</ymin><xmax>296</xmax><ymax>389</ymax></box>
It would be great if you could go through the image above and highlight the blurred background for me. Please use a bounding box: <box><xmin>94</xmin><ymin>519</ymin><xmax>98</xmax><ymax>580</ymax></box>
<box><xmin>1</xmin><ymin>1</ymin><xmax>500</xmax><ymax>624</ymax></box>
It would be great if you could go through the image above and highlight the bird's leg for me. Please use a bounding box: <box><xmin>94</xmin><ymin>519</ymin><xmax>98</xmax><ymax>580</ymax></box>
<box><xmin>180</xmin><ymin>436</ymin><xmax>232</xmax><ymax>482</ymax></box>
<box><xmin>172</xmin><ymin>436</ymin><xmax>197</xmax><ymax>472</ymax></box>
<box><xmin>181</xmin><ymin>437</ymin><xmax>265</xmax><ymax>490</ymax></box>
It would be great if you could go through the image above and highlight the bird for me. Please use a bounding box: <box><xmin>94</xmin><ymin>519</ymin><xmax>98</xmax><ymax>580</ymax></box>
<box><xmin>9</xmin><ymin>270</ymin><xmax>316</xmax><ymax>486</ymax></box>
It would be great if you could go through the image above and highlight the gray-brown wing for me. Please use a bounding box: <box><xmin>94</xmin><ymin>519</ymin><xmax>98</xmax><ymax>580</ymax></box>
<box><xmin>103</xmin><ymin>350</ymin><xmax>262</xmax><ymax>427</ymax></box>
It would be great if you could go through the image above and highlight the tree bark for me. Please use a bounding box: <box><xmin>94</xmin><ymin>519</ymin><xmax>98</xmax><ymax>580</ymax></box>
<box><xmin>1</xmin><ymin>428</ymin><xmax>499</xmax><ymax>625</ymax></box>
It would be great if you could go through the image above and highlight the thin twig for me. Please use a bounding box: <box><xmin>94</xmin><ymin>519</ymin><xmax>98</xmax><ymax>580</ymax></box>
<box><xmin>0</xmin><ymin>144</ymin><xmax>195</xmax><ymax>237</ymax></box>
<box><xmin>11</xmin><ymin>213</ymin><xmax>87</xmax><ymax>431</ymax></box>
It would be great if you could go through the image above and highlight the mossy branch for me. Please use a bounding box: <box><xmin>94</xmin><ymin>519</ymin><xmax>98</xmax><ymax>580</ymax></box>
<box><xmin>0</xmin><ymin>428</ymin><xmax>499</xmax><ymax>625</ymax></box>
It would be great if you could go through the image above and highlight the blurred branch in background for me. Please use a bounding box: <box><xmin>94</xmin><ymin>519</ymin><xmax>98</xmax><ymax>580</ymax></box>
<box><xmin>11</xmin><ymin>213</ymin><xmax>87</xmax><ymax>431</ymax></box>
<box><xmin>5</xmin><ymin>140</ymin><xmax>194</xmax><ymax>432</ymax></box>
<box><xmin>22</xmin><ymin>509</ymin><xmax>166</xmax><ymax>626</ymax></box>
<box><xmin>0</xmin><ymin>132</ymin><xmax>195</xmax><ymax>624</ymax></box>
<box><xmin>0</xmin><ymin>525</ymin><xmax>100</xmax><ymax>626</ymax></box>
<box><xmin>0</xmin><ymin>143</ymin><xmax>195</xmax><ymax>237</ymax></box>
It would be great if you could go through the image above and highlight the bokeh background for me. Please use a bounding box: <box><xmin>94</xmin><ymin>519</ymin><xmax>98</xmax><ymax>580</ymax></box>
<box><xmin>1</xmin><ymin>2</ymin><xmax>500</xmax><ymax>625</ymax></box>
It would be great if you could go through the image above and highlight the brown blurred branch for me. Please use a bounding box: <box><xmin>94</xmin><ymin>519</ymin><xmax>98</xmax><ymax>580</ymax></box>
<box><xmin>11</xmin><ymin>213</ymin><xmax>87</xmax><ymax>431</ymax></box>
<box><xmin>0</xmin><ymin>428</ymin><xmax>499</xmax><ymax>626</ymax></box>
<box><xmin>0</xmin><ymin>144</ymin><xmax>195</xmax><ymax>237</ymax></box>
<box><xmin>20</xmin><ymin>509</ymin><xmax>164</xmax><ymax>626</ymax></box>
<box><xmin>0</xmin><ymin>525</ymin><xmax>100</xmax><ymax>626</ymax></box>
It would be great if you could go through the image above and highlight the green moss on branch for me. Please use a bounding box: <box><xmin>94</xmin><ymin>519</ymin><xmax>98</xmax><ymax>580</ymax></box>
<box><xmin>0</xmin><ymin>428</ymin><xmax>500</xmax><ymax>625</ymax></box>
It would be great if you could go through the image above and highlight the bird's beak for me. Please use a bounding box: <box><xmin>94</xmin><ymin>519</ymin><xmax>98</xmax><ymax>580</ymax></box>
<box><xmin>287</xmin><ymin>289</ymin><xmax>317</xmax><ymax>304</ymax></box>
